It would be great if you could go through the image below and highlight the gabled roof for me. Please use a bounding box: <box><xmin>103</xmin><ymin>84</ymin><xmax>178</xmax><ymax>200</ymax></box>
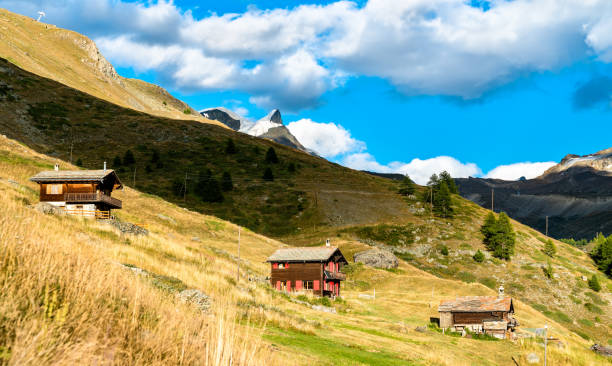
<box><xmin>438</xmin><ymin>296</ymin><xmax>513</xmax><ymax>313</ymax></box>
<box><xmin>30</xmin><ymin>169</ymin><xmax>123</xmax><ymax>189</ymax></box>
<box><xmin>267</xmin><ymin>246</ymin><xmax>347</xmax><ymax>263</ymax></box>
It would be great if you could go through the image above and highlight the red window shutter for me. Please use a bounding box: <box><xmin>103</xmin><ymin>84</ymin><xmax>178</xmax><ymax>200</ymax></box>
<box><xmin>276</xmin><ymin>281</ymin><xmax>281</xmax><ymax>290</ymax></box>
<box><xmin>313</xmin><ymin>280</ymin><xmax>319</xmax><ymax>291</ymax></box>
<box><xmin>286</xmin><ymin>262</ymin><xmax>289</xmax><ymax>268</ymax></box>
<box><xmin>335</xmin><ymin>282</ymin><xmax>339</xmax><ymax>295</ymax></box>
<box><xmin>296</xmin><ymin>280</ymin><xmax>302</xmax><ymax>290</ymax></box>
<box><xmin>273</xmin><ymin>263</ymin><xmax>278</xmax><ymax>269</ymax></box>
<box><xmin>287</xmin><ymin>281</ymin><xmax>291</xmax><ymax>292</ymax></box>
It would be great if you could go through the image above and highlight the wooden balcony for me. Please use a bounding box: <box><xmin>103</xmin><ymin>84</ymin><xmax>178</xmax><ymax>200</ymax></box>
<box><xmin>324</xmin><ymin>270</ymin><xmax>346</xmax><ymax>281</ymax></box>
<box><xmin>64</xmin><ymin>192</ymin><xmax>122</xmax><ymax>208</ymax></box>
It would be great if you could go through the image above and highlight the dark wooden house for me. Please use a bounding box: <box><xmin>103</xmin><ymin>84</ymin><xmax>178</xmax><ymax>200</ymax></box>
<box><xmin>30</xmin><ymin>164</ymin><xmax>123</xmax><ymax>219</ymax></box>
<box><xmin>438</xmin><ymin>287</ymin><xmax>518</xmax><ymax>339</ymax></box>
<box><xmin>267</xmin><ymin>245</ymin><xmax>348</xmax><ymax>297</ymax></box>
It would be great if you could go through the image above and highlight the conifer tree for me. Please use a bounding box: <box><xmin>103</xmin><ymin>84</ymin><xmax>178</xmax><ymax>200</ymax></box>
<box><xmin>473</xmin><ymin>250</ymin><xmax>485</xmax><ymax>263</ymax></box>
<box><xmin>265</xmin><ymin>147</ymin><xmax>279</xmax><ymax>164</ymax></box>
<box><xmin>588</xmin><ymin>274</ymin><xmax>601</xmax><ymax>292</ymax></box>
<box><xmin>543</xmin><ymin>261</ymin><xmax>554</xmax><ymax>279</ymax></box>
<box><xmin>75</xmin><ymin>158</ymin><xmax>83</xmax><ymax>167</ymax></box>
<box><xmin>113</xmin><ymin>156</ymin><xmax>122</xmax><ymax>167</ymax></box>
<box><xmin>196</xmin><ymin>170</ymin><xmax>224</xmax><ymax>202</ymax></box>
<box><xmin>221</xmin><ymin>172</ymin><xmax>233</xmax><ymax>192</ymax></box>
<box><xmin>543</xmin><ymin>239</ymin><xmax>556</xmax><ymax>258</ymax></box>
<box><xmin>398</xmin><ymin>176</ymin><xmax>415</xmax><ymax>196</ymax></box>
<box><xmin>439</xmin><ymin>171</ymin><xmax>458</xmax><ymax>194</ymax></box>
<box><xmin>433</xmin><ymin>181</ymin><xmax>453</xmax><ymax>217</ymax></box>
<box><xmin>480</xmin><ymin>212</ymin><xmax>515</xmax><ymax>260</ymax></box>
<box><xmin>225</xmin><ymin>139</ymin><xmax>237</xmax><ymax>154</ymax></box>
<box><xmin>263</xmin><ymin>167</ymin><xmax>274</xmax><ymax>181</ymax></box>
<box><xmin>123</xmin><ymin>150</ymin><xmax>135</xmax><ymax>166</ymax></box>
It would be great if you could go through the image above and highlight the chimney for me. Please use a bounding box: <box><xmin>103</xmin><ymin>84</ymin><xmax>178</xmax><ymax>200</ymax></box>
<box><xmin>325</xmin><ymin>239</ymin><xmax>330</xmax><ymax>247</ymax></box>
<box><xmin>54</xmin><ymin>163</ymin><xmax>59</xmax><ymax>171</ymax></box>
<box><xmin>498</xmin><ymin>285</ymin><xmax>505</xmax><ymax>298</ymax></box>
<box><xmin>103</xmin><ymin>161</ymin><xmax>107</xmax><ymax>172</ymax></box>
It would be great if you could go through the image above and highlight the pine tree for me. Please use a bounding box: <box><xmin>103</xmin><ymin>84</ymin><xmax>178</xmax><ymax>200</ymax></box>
<box><xmin>151</xmin><ymin>149</ymin><xmax>160</xmax><ymax>163</ymax></box>
<box><xmin>433</xmin><ymin>181</ymin><xmax>453</xmax><ymax>218</ymax></box>
<box><xmin>439</xmin><ymin>171</ymin><xmax>458</xmax><ymax>194</ymax></box>
<box><xmin>196</xmin><ymin>170</ymin><xmax>224</xmax><ymax>202</ymax></box>
<box><xmin>221</xmin><ymin>172</ymin><xmax>233</xmax><ymax>192</ymax></box>
<box><xmin>398</xmin><ymin>176</ymin><xmax>415</xmax><ymax>196</ymax></box>
<box><xmin>225</xmin><ymin>139</ymin><xmax>237</xmax><ymax>154</ymax></box>
<box><xmin>75</xmin><ymin>158</ymin><xmax>83</xmax><ymax>167</ymax></box>
<box><xmin>113</xmin><ymin>156</ymin><xmax>122</xmax><ymax>167</ymax></box>
<box><xmin>171</xmin><ymin>178</ymin><xmax>184</xmax><ymax>197</ymax></box>
<box><xmin>590</xmin><ymin>233</ymin><xmax>612</xmax><ymax>277</ymax></box>
<box><xmin>263</xmin><ymin>167</ymin><xmax>274</xmax><ymax>181</ymax></box>
<box><xmin>480</xmin><ymin>212</ymin><xmax>515</xmax><ymax>260</ymax></box>
<box><xmin>588</xmin><ymin>274</ymin><xmax>601</xmax><ymax>292</ymax></box>
<box><xmin>123</xmin><ymin>150</ymin><xmax>135</xmax><ymax>165</ymax></box>
<box><xmin>543</xmin><ymin>239</ymin><xmax>556</xmax><ymax>258</ymax></box>
<box><xmin>473</xmin><ymin>250</ymin><xmax>485</xmax><ymax>263</ymax></box>
<box><xmin>427</xmin><ymin>173</ymin><xmax>439</xmax><ymax>187</ymax></box>
<box><xmin>265</xmin><ymin>147</ymin><xmax>279</xmax><ymax>164</ymax></box>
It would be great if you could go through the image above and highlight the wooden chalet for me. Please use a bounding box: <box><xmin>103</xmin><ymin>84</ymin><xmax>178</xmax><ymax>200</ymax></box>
<box><xmin>30</xmin><ymin>163</ymin><xmax>123</xmax><ymax>219</ymax></box>
<box><xmin>438</xmin><ymin>287</ymin><xmax>518</xmax><ymax>339</ymax></box>
<box><xmin>267</xmin><ymin>243</ymin><xmax>348</xmax><ymax>297</ymax></box>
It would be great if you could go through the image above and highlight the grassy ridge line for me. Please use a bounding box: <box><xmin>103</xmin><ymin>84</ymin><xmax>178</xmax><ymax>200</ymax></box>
<box><xmin>0</xmin><ymin>8</ymin><xmax>222</xmax><ymax>125</ymax></box>
<box><xmin>0</xmin><ymin>136</ymin><xmax>609</xmax><ymax>365</ymax></box>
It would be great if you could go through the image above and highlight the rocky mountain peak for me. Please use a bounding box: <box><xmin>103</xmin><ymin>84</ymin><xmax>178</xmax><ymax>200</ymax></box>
<box><xmin>264</xmin><ymin>109</ymin><xmax>283</xmax><ymax>124</ymax></box>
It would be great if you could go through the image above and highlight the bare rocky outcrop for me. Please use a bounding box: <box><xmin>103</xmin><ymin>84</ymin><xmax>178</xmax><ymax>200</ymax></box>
<box><xmin>31</xmin><ymin>202</ymin><xmax>65</xmax><ymax>215</ymax></box>
<box><xmin>354</xmin><ymin>248</ymin><xmax>399</xmax><ymax>269</ymax></box>
<box><xmin>591</xmin><ymin>344</ymin><xmax>612</xmax><ymax>357</ymax></box>
<box><xmin>177</xmin><ymin>289</ymin><xmax>211</xmax><ymax>312</ymax></box>
<box><xmin>107</xmin><ymin>220</ymin><xmax>149</xmax><ymax>236</ymax></box>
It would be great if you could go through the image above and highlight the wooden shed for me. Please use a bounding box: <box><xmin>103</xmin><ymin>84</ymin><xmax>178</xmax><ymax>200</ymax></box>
<box><xmin>267</xmin><ymin>244</ymin><xmax>348</xmax><ymax>298</ymax></box>
<box><xmin>30</xmin><ymin>164</ymin><xmax>123</xmax><ymax>219</ymax></box>
<box><xmin>438</xmin><ymin>288</ymin><xmax>518</xmax><ymax>339</ymax></box>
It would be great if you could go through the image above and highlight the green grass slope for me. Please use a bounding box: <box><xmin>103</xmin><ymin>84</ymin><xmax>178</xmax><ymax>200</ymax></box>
<box><xmin>0</xmin><ymin>135</ymin><xmax>609</xmax><ymax>365</ymax></box>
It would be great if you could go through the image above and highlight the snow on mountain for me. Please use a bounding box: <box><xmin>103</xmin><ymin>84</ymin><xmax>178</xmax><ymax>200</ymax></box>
<box><xmin>540</xmin><ymin>147</ymin><xmax>612</xmax><ymax>177</ymax></box>
<box><xmin>199</xmin><ymin>108</ymin><xmax>311</xmax><ymax>153</ymax></box>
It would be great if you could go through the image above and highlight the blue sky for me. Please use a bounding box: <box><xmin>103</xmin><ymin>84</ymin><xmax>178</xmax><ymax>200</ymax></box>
<box><xmin>3</xmin><ymin>0</ymin><xmax>612</xmax><ymax>183</ymax></box>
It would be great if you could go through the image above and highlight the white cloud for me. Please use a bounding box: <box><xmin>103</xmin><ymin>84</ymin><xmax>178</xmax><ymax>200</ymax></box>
<box><xmin>484</xmin><ymin>161</ymin><xmax>557</xmax><ymax>180</ymax></box>
<box><xmin>342</xmin><ymin>153</ymin><xmax>481</xmax><ymax>185</ymax></box>
<box><xmin>287</xmin><ymin>119</ymin><xmax>365</xmax><ymax>158</ymax></box>
<box><xmin>6</xmin><ymin>0</ymin><xmax>612</xmax><ymax>109</ymax></box>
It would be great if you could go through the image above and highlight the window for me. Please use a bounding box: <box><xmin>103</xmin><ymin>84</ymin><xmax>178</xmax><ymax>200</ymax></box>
<box><xmin>278</xmin><ymin>263</ymin><xmax>285</xmax><ymax>269</ymax></box>
<box><xmin>46</xmin><ymin>184</ymin><xmax>63</xmax><ymax>195</ymax></box>
<box><xmin>304</xmin><ymin>281</ymin><xmax>314</xmax><ymax>290</ymax></box>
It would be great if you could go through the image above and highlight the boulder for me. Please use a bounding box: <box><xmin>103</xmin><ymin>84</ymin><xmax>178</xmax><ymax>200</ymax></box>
<box><xmin>354</xmin><ymin>248</ymin><xmax>399</xmax><ymax>269</ymax></box>
<box><xmin>31</xmin><ymin>202</ymin><xmax>65</xmax><ymax>215</ymax></box>
<box><xmin>591</xmin><ymin>344</ymin><xmax>612</xmax><ymax>357</ymax></box>
<box><xmin>108</xmin><ymin>220</ymin><xmax>149</xmax><ymax>236</ymax></box>
<box><xmin>177</xmin><ymin>289</ymin><xmax>211</xmax><ymax>312</ymax></box>
<box><xmin>526</xmin><ymin>352</ymin><xmax>540</xmax><ymax>364</ymax></box>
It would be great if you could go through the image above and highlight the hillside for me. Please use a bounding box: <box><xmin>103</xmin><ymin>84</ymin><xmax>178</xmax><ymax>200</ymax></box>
<box><xmin>456</xmin><ymin>156</ymin><xmax>612</xmax><ymax>239</ymax></box>
<box><xmin>0</xmin><ymin>134</ymin><xmax>610</xmax><ymax>365</ymax></box>
<box><xmin>0</xmin><ymin>9</ymin><xmax>223</xmax><ymax>126</ymax></box>
<box><xmin>0</xmin><ymin>56</ymin><xmax>410</xmax><ymax>237</ymax></box>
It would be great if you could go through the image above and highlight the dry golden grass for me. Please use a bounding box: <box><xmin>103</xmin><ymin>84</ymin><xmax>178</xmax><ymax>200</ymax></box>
<box><xmin>0</xmin><ymin>135</ymin><xmax>610</xmax><ymax>365</ymax></box>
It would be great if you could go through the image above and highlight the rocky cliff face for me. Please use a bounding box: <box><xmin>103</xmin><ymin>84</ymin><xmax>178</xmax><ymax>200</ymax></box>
<box><xmin>456</xmin><ymin>148</ymin><xmax>612</xmax><ymax>239</ymax></box>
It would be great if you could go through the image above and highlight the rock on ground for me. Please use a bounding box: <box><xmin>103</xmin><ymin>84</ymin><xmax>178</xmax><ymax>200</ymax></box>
<box><xmin>108</xmin><ymin>220</ymin><xmax>149</xmax><ymax>236</ymax></box>
<box><xmin>526</xmin><ymin>352</ymin><xmax>540</xmax><ymax>364</ymax></box>
<box><xmin>312</xmin><ymin>305</ymin><xmax>336</xmax><ymax>313</ymax></box>
<box><xmin>591</xmin><ymin>344</ymin><xmax>612</xmax><ymax>357</ymax></box>
<box><xmin>177</xmin><ymin>289</ymin><xmax>211</xmax><ymax>312</ymax></box>
<box><xmin>353</xmin><ymin>248</ymin><xmax>399</xmax><ymax>269</ymax></box>
<box><xmin>31</xmin><ymin>202</ymin><xmax>65</xmax><ymax>215</ymax></box>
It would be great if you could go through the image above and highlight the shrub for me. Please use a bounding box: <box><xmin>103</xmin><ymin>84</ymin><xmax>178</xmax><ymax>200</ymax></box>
<box><xmin>123</xmin><ymin>150</ymin><xmax>135</xmax><ymax>165</ymax></box>
<box><xmin>542</xmin><ymin>262</ymin><xmax>554</xmax><ymax>279</ymax></box>
<box><xmin>263</xmin><ymin>167</ymin><xmax>274</xmax><ymax>181</ymax></box>
<box><xmin>183</xmin><ymin>108</ymin><xmax>190</xmax><ymax>114</ymax></box>
<box><xmin>543</xmin><ymin>239</ymin><xmax>556</xmax><ymax>258</ymax></box>
<box><xmin>584</xmin><ymin>302</ymin><xmax>603</xmax><ymax>314</ymax></box>
<box><xmin>112</xmin><ymin>155</ymin><xmax>122</xmax><ymax>167</ymax></box>
<box><xmin>225</xmin><ymin>139</ymin><xmax>237</xmax><ymax>154</ymax></box>
<box><xmin>75</xmin><ymin>158</ymin><xmax>83</xmax><ymax>167</ymax></box>
<box><xmin>473</xmin><ymin>250</ymin><xmax>485</xmax><ymax>263</ymax></box>
<box><xmin>588</xmin><ymin>275</ymin><xmax>601</xmax><ymax>292</ymax></box>
<box><xmin>265</xmin><ymin>147</ymin><xmax>279</xmax><ymax>164</ymax></box>
<box><xmin>440</xmin><ymin>245</ymin><xmax>449</xmax><ymax>256</ymax></box>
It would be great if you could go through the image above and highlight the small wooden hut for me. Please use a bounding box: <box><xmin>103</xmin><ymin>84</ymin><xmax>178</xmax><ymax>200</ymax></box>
<box><xmin>30</xmin><ymin>163</ymin><xmax>123</xmax><ymax>219</ymax></box>
<box><xmin>267</xmin><ymin>243</ymin><xmax>347</xmax><ymax>297</ymax></box>
<box><xmin>438</xmin><ymin>287</ymin><xmax>518</xmax><ymax>339</ymax></box>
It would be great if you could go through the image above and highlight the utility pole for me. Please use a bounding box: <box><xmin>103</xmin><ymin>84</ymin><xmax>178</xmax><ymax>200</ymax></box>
<box><xmin>544</xmin><ymin>324</ymin><xmax>548</xmax><ymax>366</ymax></box>
<box><xmin>236</xmin><ymin>227</ymin><xmax>241</xmax><ymax>284</ymax></box>
<box><xmin>545</xmin><ymin>216</ymin><xmax>549</xmax><ymax>237</ymax></box>
<box><xmin>491</xmin><ymin>188</ymin><xmax>494</xmax><ymax>212</ymax></box>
